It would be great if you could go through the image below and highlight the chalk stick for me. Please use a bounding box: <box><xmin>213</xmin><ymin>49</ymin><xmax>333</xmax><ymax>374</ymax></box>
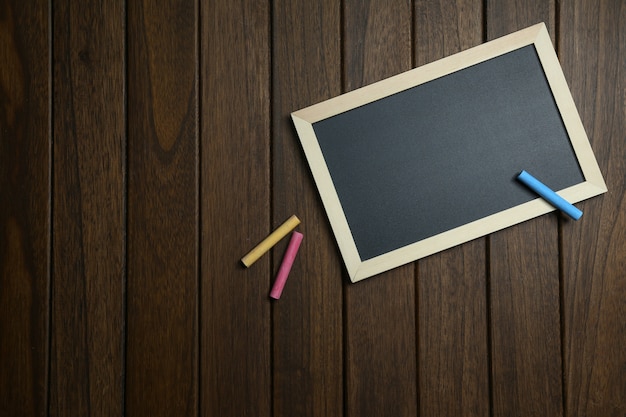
<box><xmin>241</xmin><ymin>215</ymin><xmax>301</xmax><ymax>267</ymax></box>
<box><xmin>270</xmin><ymin>231</ymin><xmax>303</xmax><ymax>299</ymax></box>
<box><xmin>517</xmin><ymin>170</ymin><xmax>582</xmax><ymax>220</ymax></box>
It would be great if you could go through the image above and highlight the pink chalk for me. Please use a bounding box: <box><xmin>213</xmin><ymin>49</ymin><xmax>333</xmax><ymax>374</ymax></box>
<box><xmin>270</xmin><ymin>231</ymin><xmax>303</xmax><ymax>299</ymax></box>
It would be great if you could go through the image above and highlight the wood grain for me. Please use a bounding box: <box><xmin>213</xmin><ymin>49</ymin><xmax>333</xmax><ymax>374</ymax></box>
<box><xmin>0</xmin><ymin>1</ymin><xmax>624</xmax><ymax>416</ymax></box>
<box><xmin>126</xmin><ymin>1</ymin><xmax>198</xmax><ymax>416</ymax></box>
<box><xmin>201</xmin><ymin>1</ymin><xmax>271</xmax><ymax>416</ymax></box>
<box><xmin>486</xmin><ymin>3</ymin><xmax>564</xmax><ymax>417</ymax></box>
<box><xmin>0</xmin><ymin>2</ymin><xmax>49</xmax><ymax>416</ymax></box>
<box><xmin>272</xmin><ymin>0</ymin><xmax>344</xmax><ymax>416</ymax></box>
<box><xmin>415</xmin><ymin>0</ymin><xmax>483</xmax><ymax>65</ymax></box>
<box><xmin>489</xmin><ymin>218</ymin><xmax>564</xmax><ymax>416</ymax></box>
<box><xmin>559</xmin><ymin>1</ymin><xmax>626</xmax><ymax>416</ymax></box>
<box><xmin>342</xmin><ymin>1</ymin><xmax>417</xmax><ymax>416</ymax></box>
<box><xmin>50</xmin><ymin>1</ymin><xmax>125</xmax><ymax>416</ymax></box>
<box><xmin>413</xmin><ymin>4</ymin><xmax>489</xmax><ymax>416</ymax></box>
<box><xmin>418</xmin><ymin>243</ymin><xmax>490</xmax><ymax>417</ymax></box>
<box><xmin>487</xmin><ymin>0</ymin><xmax>555</xmax><ymax>41</ymax></box>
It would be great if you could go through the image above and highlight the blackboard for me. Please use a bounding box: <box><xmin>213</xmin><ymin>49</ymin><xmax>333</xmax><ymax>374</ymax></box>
<box><xmin>291</xmin><ymin>23</ymin><xmax>607</xmax><ymax>282</ymax></box>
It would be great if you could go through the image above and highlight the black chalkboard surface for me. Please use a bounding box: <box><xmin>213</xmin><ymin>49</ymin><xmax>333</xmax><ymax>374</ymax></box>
<box><xmin>292</xmin><ymin>23</ymin><xmax>606</xmax><ymax>282</ymax></box>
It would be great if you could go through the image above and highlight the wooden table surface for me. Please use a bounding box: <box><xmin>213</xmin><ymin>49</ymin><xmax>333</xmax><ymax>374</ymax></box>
<box><xmin>1</xmin><ymin>1</ymin><xmax>624</xmax><ymax>416</ymax></box>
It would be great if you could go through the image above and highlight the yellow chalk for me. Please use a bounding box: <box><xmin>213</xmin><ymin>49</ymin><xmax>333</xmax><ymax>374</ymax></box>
<box><xmin>241</xmin><ymin>215</ymin><xmax>301</xmax><ymax>267</ymax></box>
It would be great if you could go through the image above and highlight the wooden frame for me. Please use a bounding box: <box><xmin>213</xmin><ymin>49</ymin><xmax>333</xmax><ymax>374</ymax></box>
<box><xmin>291</xmin><ymin>23</ymin><xmax>607</xmax><ymax>282</ymax></box>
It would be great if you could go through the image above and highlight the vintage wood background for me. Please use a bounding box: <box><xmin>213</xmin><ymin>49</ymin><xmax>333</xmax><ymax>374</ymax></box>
<box><xmin>1</xmin><ymin>0</ymin><xmax>624</xmax><ymax>416</ymax></box>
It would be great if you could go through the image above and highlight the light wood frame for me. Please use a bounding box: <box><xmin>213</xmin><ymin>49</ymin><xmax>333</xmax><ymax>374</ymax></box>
<box><xmin>291</xmin><ymin>23</ymin><xmax>607</xmax><ymax>282</ymax></box>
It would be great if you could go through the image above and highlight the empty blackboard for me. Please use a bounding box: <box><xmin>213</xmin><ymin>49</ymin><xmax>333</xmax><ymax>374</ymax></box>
<box><xmin>292</xmin><ymin>23</ymin><xmax>606</xmax><ymax>282</ymax></box>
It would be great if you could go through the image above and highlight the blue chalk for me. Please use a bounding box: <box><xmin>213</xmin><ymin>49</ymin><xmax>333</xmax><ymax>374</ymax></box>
<box><xmin>517</xmin><ymin>170</ymin><xmax>583</xmax><ymax>220</ymax></box>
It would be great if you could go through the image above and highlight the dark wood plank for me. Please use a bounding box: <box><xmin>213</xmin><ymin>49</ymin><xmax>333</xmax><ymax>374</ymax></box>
<box><xmin>414</xmin><ymin>0</ymin><xmax>483</xmax><ymax>64</ymax></box>
<box><xmin>344</xmin><ymin>0</ymin><xmax>411</xmax><ymax>91</ymax></box>
<box><xmin>50</xmin><ymin>1</ymin><xmax>125</xmax><ymax>415</ymax></box>
<box><xmin>489</xmin><ymin>219</ymin><xmax>563</xmax><ymax>416</ymax></box>
<box><xmin>342</xmin><ymin>1</ymin><xmax>417</xmax><ymax>416</ymax></box>
<box><xmin>559</xmin><ymin>1</ymin><xmax>626</xmax><ymax>416</ymax></box>
<box><xmin>413</xmin><ymin>3</ymin><xmax>490</xmax><ymax>417</ymax></box>
<box><xmin>418</xmin><ymin>243</ymin><xmax>490</xmax><ymax>417</ymax></box>
<box><xmin>272</xmin><ymin>0</ymin><xmax>344</xmax><ymax>416</ymax></box>
<box><xmin>126</xmin><ymin>0</ymin><xmax>198</xmax><ymax>415</ymax></box>
<box><xmin>487</xmin><ymin>0</ymin><xmax>555</xmax><ymax>39</ymax></box>
<box><xmin>0</xmin><ymin>2</ymin><xmax>50</xmax><ymax>415</ymax></box>
<box><xmin>486</xmin><ymin>3</ymin><xmax>564</xmax><ymax>417</ymax></box>
<box><xmin>200</xmin><ymin>1</ymin><xmax>271</xmax><ymax>416</ymax></box>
